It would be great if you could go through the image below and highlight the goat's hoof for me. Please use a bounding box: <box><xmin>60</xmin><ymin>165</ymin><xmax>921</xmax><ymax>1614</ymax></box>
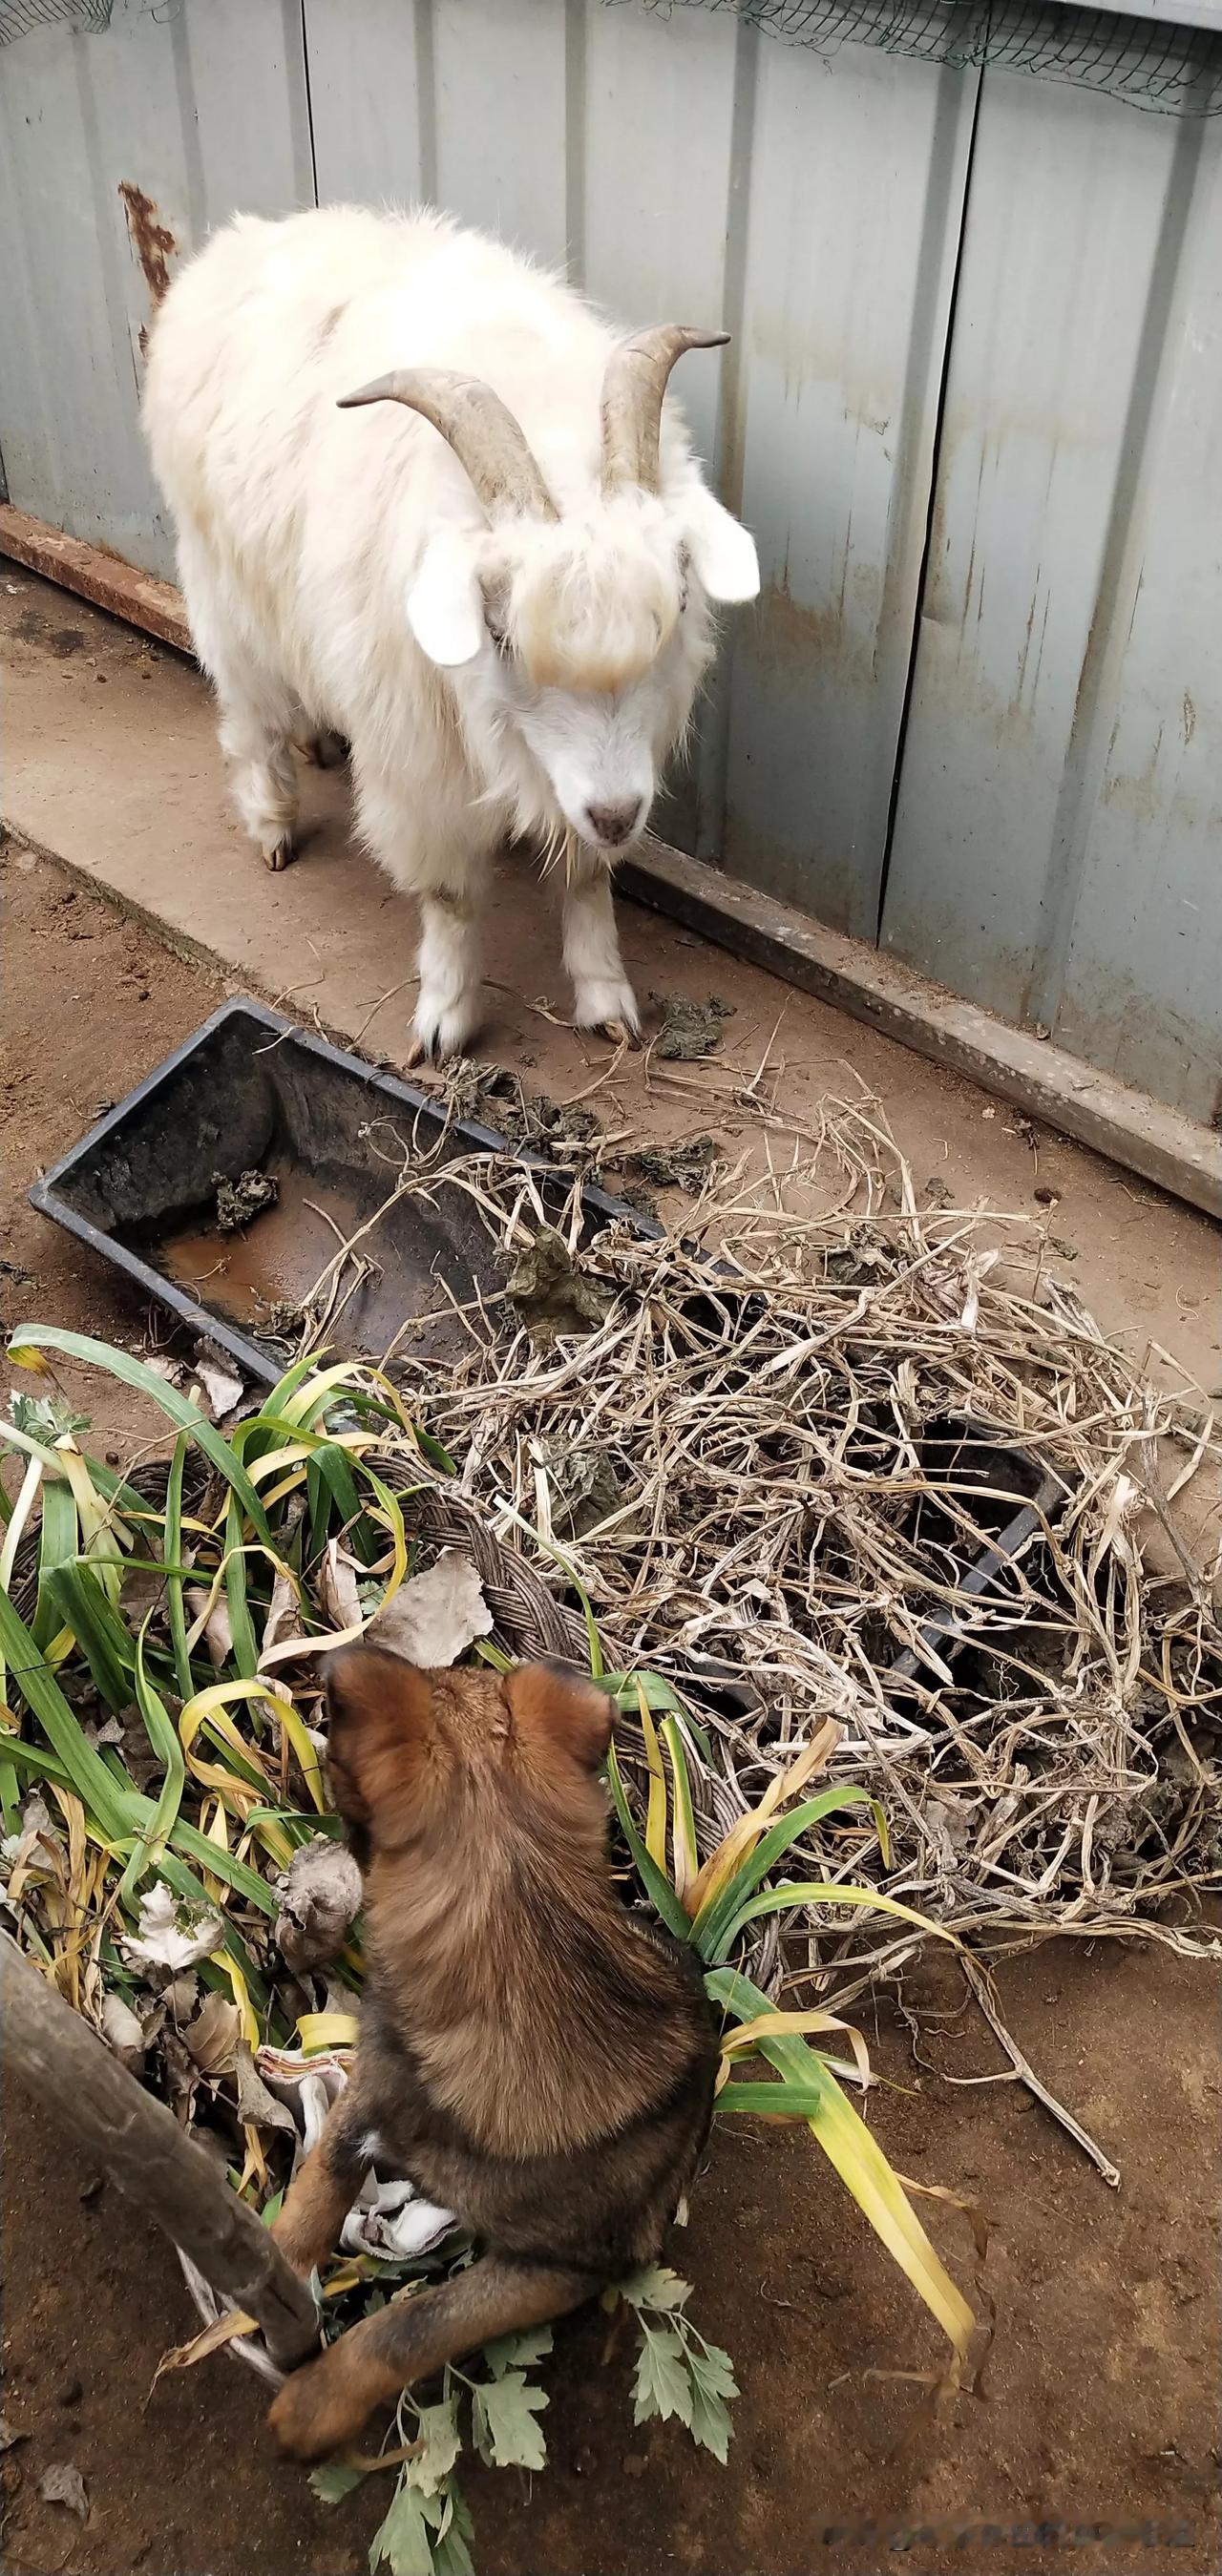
<box><xmin>296</xmin><ymin>730</ymin><xmax>348</xmax><ymax>770</ymax></box>
<box><xmin>573</xmin><ymin>982</ymin><xmax>643</xmax><ymax>1048</ymax></box>
<box><xmin>602</xmin><ymin>1017</ymin><xmax>642</xmax><ymax>1051</ymax></box>
<box><xmin>263</xmin><ymin>835</ymin><xmax>297</xmax><ymax>873</ymax></box>
<box><xmin>411</xmin><ymin>996</ymin><xmax>482</xmax><ymax>1065</ymax></box>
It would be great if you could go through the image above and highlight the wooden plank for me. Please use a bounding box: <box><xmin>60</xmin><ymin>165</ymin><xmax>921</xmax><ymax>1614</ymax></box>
<box><xmin>0</xmin><ymin>1933</ymin><xmax>317</xmax><ymax>2370</ymax></box>
<box><xmin>0</xmin><ymin>505</ymin><xmax>192</xmax><ymax>656</ymax></box>
<box><xmin>620</xmin><ymin>839</ymin><xmax>1222</xmax><ymax>1222</ymax></box>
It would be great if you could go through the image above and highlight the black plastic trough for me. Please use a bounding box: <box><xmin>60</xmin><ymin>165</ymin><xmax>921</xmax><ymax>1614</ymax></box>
<box><xmin>28</xmin><ymin>996</ymin><xmax>655</xmax><ymax>1386</ymax></box>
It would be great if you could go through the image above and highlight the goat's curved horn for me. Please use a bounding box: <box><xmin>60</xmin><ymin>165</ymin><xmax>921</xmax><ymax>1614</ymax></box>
<box><xmin>600</xmin><ymin>326</ymin><xmax>729</xmax><ymax>495</ymax></box>
<box><xmin>337</xmin><ymin>369</ymin><xmax>558</xmax><ymax>521</ymax></box>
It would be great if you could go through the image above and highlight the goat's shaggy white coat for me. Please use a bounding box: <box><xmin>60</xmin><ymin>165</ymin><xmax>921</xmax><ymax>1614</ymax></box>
<box><xmin>143</xmin><ymin>205</ymin><xmax>758</xmax><ymax>1057</ymax></box>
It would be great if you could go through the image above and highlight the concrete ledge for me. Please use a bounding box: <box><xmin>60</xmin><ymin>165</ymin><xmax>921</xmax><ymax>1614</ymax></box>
<box><xmin>622</xmin><ymin>840</ymin><xmax>1222</xmax><ymax>1224</ymax></box>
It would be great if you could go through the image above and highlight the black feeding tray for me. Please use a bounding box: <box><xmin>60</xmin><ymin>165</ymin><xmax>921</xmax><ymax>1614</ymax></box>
<box><xmin>29</xmin><ymin>996</ymin><xmax>655</xmax><ymax>1385</ymax></box>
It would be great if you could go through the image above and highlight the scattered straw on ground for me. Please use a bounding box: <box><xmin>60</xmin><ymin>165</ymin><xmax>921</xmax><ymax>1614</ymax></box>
<box><xmin>339</xmin><ymin>1075</ymin><xmax>1222</xmax><ymax>2014</ymax></box>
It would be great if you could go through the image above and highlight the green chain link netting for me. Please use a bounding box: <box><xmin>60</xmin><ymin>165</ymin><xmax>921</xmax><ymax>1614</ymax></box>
<box><xmin>0</xmin><ymin>0</ymin><xmax>112</xmax><ymax>46</ymax></box>
<box><xmin>619</xmin><ymin>0</ymin><xmax>1222</xmax><ymax>115</ymax></box>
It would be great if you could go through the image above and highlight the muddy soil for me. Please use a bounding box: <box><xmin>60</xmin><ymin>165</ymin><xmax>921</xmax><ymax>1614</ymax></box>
<box><xmin>2</xmin><ymin>855</ymin><xmax>1219</xmax><ymax>2576</ymax></box>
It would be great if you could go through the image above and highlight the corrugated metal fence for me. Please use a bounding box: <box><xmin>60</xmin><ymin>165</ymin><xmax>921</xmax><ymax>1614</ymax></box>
<box><xmin>2</xmin><ymin>0</ymin><xmax>1219</xmax><ymax>1127</ymax></box>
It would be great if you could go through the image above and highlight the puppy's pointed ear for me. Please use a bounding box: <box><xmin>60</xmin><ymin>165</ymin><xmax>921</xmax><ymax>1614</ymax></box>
<box><xmin>324</xmin><ymin>1647</ymin><xmax>434</xmax><ymax>1853</ymax></box>
<box><xmin>508</xmin><ymin>1661</ymin><xmax>616</xmax><ymax>1774</ymax></box>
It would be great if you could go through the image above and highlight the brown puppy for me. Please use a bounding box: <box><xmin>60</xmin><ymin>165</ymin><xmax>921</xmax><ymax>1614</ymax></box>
<box><xmin>267</xmin><ymin>1649</ymin><xmax>718</xmax><ymax>2460</ymax></box>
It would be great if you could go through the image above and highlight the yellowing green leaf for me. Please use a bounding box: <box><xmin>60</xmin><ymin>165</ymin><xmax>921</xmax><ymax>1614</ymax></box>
<box><xmin>402</xmin><ymin>2400</ymin><xmax>461</xmax><ymax>2497</ymax></box>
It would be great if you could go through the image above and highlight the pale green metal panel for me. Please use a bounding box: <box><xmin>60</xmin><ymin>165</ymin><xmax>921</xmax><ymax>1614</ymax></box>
<box><xmin>307</xmin><ymin>0</ymin><xmax>573</xmax><ymax>263</ymax></box>
<box><xmin>1043</xmin><ymin>136</ymin><xmax>1222</xmax><ymax>1121</ymax></box>
<box><xmin>3</xmin><ymin>0</ymin><xmax>1219</xmax><ymax>1120</ymax></box>
<box><xmin>431</xmin><ymin>0</ymin><xmax>571</xmax><ymax>266</ymax></box>
<box><xmin>717</xmin><ymin>38</ymin><xmax>979</xmax><ymax>936</ymax></box>
<box><xmin>0</xmin><ymin>0</ymin><xmax>313</xmax><ymax>578</ymax></box>
<box><xmin>305</xmin><ymin>0</ymin><xmax>430</xmax><ymax>205</ymax></box>
<box><xmin>579</xmin><ymin>0</ymin><xmax>745</xmax><ymax>848</ymax></box>
<box><xmin>579</xmin><ymin>0</ymin><xmax>742</xmax><ymax>471</ymax></box>
<box><xmin>879</xmin><ymin>74</ymin><xmax>1222</xmax><ymax>1120</ymax></box>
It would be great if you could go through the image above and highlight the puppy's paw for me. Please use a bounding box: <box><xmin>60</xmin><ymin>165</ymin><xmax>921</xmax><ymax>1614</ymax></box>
<box><xmin>267</xmin><ymin>2347</ymin><xmax>380</xmax><ymax>2462</ymax></box>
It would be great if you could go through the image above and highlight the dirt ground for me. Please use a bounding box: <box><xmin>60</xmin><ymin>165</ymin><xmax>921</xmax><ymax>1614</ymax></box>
<box><xmin>4</xmin><ymin>560</ymin><xmax>1221</xmax><ymax>1399</ymax></box>
<box><xmin>2</xmin><ymin>803</ymin><xmax>1221</xmax><ymax>2574</ymax></box>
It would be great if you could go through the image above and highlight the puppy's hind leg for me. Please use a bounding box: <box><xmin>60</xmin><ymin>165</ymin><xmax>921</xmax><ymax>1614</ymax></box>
<box><xmin>268</xmin><ymin>2253</ymin><xmax>599</xmax><ymax>2461</ymax></box>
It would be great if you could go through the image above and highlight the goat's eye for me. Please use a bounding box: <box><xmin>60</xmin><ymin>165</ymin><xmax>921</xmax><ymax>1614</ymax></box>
<box><xmin>485</xmin><ymin>617</ymin><xmax>510</xmax><ymax>656</ymax></box>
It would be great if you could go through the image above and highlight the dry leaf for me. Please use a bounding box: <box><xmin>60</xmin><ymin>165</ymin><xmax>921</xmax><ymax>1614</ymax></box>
<box><xmin>100</xmin><ymin>1991</ymin><xmax>146</xmax><ymax>2074</ymax></box>
<box><xmin>374</xmin><ymin>1551</ymin><xmax>492</xmax><ymax>1668</ymax></box>
<box><xmin>186</xmin><ymin>1584</ymin><xmax>234</xmax><ymax>1670</ymax></box>
<box><xmin>262</xmin><ymin>1565</ymin><xmax>305</xmax><ymax>1658</ymax></box>
<box><xmin>121</xmin><ymin>1880</ymin><xmax>223</xmax><ymax>1971</ymax></box>
<box><xmin>39</xmin><ymin>2463</ymin><xmax>88</xmax><ymax>2518</ymax></box>
<box><xmin>154</xmin><ymin>2308</ymin><xmax>259</xmax><ymax>2384</ymax></box>
<box><xmin>274</xmin><ymin>1837</ymin><xmax>363</xmax><ymax>1976</ymax></box>
<box><xmin>318</xmin><ymin>1539</ymin><xmax>362</xmax><ymax>1634</ymax></box>
<box><xmin>234</xmin><ymin>2043</ymin><xmax>298</xmax><ymax>2138</ymax></box>
<box><xmin>120</xmin><ymin>1562</ymin><xmax>166</xmax><ymax>1623</ymax></box>
<box><xmin>181</xmin><ymin>1990</ymin><xmax>241</xmax><ymax>2078</ymax></box>
<box><xmin>162</xmin><ymin>1971</ymin><xmax>200</xmax><ymax>2023</ymax></box>
<box><xmin>196</xmin><ymin>1355</ymin><xmax>244</xmax><ymax>1420</ymax></box>
<box><xmin>144</xmin><ymin>1355</ymin><xmax>183</xmax><ymax>1387</ymax></box>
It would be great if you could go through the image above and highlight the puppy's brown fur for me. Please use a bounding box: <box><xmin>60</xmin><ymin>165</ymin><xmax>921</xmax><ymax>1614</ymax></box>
<box><xmin>267</xmin><ymin>1650</ymin><xmax>717</xmax><ymax>2460</ymax></box>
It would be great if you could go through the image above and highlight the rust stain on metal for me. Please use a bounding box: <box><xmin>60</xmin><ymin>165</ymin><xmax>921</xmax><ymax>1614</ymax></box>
<box><xmin>117</xmin><ymin>182</ymin><xmax>176</xmax><ymax>308</ymax></box>
<box><xmin>750</xmin><ymin>575</ymin><xmax>880</xmax><ymax>687</ymax></box>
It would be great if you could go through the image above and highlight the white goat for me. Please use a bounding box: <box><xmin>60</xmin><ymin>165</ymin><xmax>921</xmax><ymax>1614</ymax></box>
<box><xmin>143</xmin><ymin>206</ymin><xmax>759</xmax><ymax>1059</ymax></box>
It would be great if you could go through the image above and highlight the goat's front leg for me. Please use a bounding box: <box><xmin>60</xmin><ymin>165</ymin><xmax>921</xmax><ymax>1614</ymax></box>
<box><xmin>562</xmin><ymin>851</ymin><xmax>641</xmax><ymax>1043</ymax></box>
<box><xmin>355</xmin><ymin>762</ymin><xmax>488</xmax><ymax>1062</ymax></box>
<box><xmin>409</xmin><ymin>880</ymin><xmax>484</xmax><ymax>1064</ymax></box>
<box><xmin>268</xmin><ymin>2252</ymin><xmax>599</xmax><ymax>2461</ymax></box>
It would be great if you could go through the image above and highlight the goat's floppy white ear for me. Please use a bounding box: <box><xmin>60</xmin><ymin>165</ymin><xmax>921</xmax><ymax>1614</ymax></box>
<box><xmin>407</xmin><ymin>529</ymin><xmax>485</xmax><ymax>666</ymax></box>
<box><xmin>684</xmin><ymin>487</ymin><xmax>760</xmax><ymax>605</ymax></box>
